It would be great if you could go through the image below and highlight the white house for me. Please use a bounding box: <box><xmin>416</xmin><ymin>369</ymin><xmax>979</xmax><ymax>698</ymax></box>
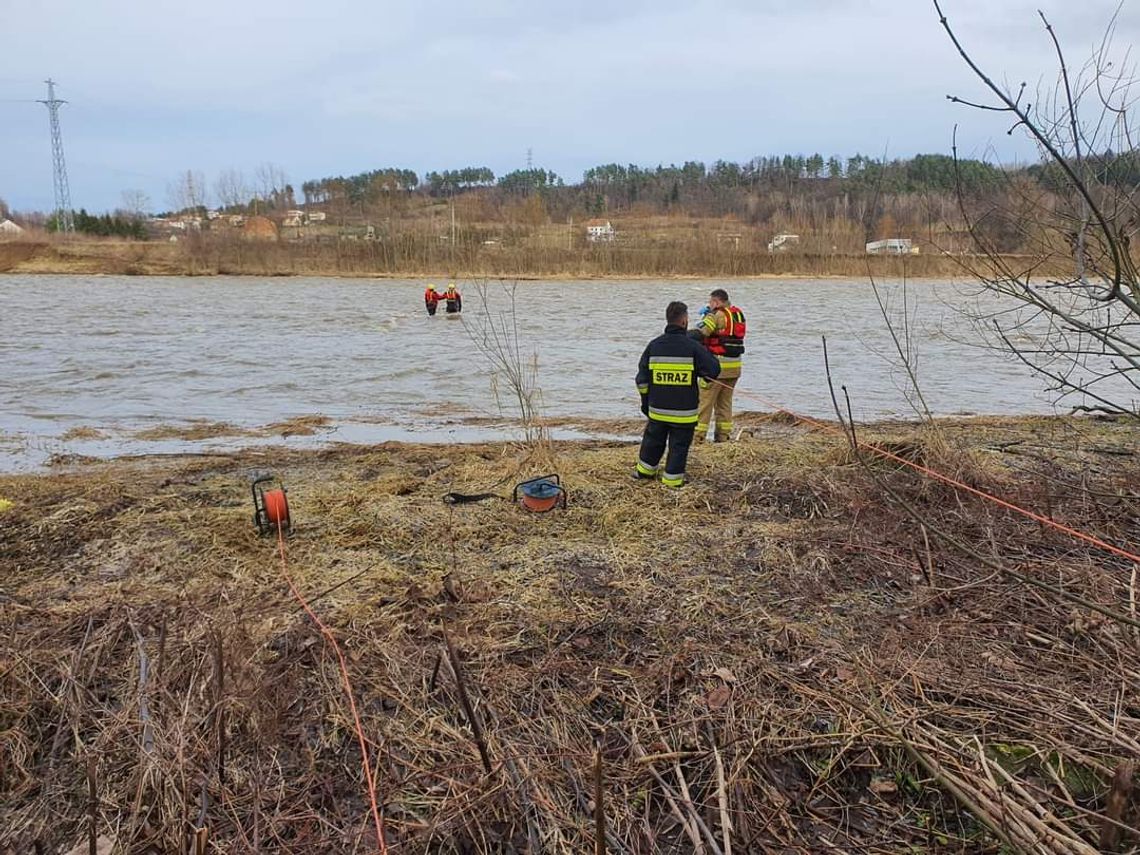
<box><xmin>0</xmin><ymin>219</ymin><xmax>25</xmax><ymax>238</ymax></box>
<box><xmin>584</xmin><ymin>218</ymin><xmax>615</xmax><ymax>242</ymax></box>
<box><xmin>768</xmin><ymin>233</ymin><xmax>800</xmax><ymax>253</ymax></box>
<box><xmin>307</xmin><ymin>211</ymin><xmax>326</xmax><ymax>222</ymax></box>
<box><xmin>866</xmin><ymin>238</ymin><xmax>917</xmax><ymax>255</ymax></box>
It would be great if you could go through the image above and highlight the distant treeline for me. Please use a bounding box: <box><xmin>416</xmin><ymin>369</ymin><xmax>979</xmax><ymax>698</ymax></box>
<box><xmin>289</xmin><ymin>152</ymin><xmax>1032</xmax><ymax>251</ymax></box>
<box><xmin>47</xmin><ymin>209</ymin><xmax>146</xmax><ymax>239</ymax></box>
<box><xmin>30</xmin><ymin>149</ymin><xmax>1133</xmax><ymax>255</ymax></box>
<box><xmin>298</xmin><ymin>153</ymin><xmax>1004</xmax><ymax>208</ymax></box>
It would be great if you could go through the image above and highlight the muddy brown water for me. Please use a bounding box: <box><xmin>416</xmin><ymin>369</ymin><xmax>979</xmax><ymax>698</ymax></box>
<box><xmin>0</xmin><ymin>274</ymin><xmax>1087</xmax><ymax>470</ymax></box>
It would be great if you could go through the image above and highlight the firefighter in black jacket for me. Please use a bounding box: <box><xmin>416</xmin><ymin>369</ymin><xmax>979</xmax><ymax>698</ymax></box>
<box><xmin>634</xmin><ymin>301</ymin><xmax>722</xmax><ymax>487</ymax></box>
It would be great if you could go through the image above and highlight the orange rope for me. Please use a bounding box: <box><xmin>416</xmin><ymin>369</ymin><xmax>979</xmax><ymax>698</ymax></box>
<box><xmin>714</xmin><ymin>380</ymin><xmax>1140</xmax><ymax>566</ymax></box>
<box><xmin>275</xmin><ymin>519</ymin><xmax>388</xmax><ymax>854</ymax></box>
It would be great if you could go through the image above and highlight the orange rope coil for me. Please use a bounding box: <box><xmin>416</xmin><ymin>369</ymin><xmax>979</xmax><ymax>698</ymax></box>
<box><xmin>263</xmin><ymin>489</ymin><xmax>289</xmax><ymax>525</ymax></box>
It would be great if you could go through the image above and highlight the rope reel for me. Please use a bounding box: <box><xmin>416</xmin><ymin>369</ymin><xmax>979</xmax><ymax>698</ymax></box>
<box><xmin>442</xmin><ymin>473</ymin><xmax>568</xmax><ymax>513</ymax></box>
<box><xmin>252</xmin><ymin>474</ymin><xmax>291</xmax><ymax>536</ymax></box>
<box><xmin>513</xmin><ymin>474</ymin><xmax>567</xmax><ymax>513</ymax></box>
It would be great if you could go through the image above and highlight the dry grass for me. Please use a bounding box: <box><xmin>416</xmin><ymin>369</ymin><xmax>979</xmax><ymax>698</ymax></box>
<box><xmin>133</xmin><ymin>421</ymin><xmax>243</xmax><ymax>442</ymax></box>
<box><xmin>260</xmin><ymin>415</ymin><xmax>333</xmax><ymax>438</ymax></box>
<box><xmin>1</xmin><ymin>417</ymin><xmax>1138</xmax><ymax>853</ymax></box>
<box><xmin>60</xmin><ymin>427</ymin><xmax>109</xmax><ymax>442</ymax></box>
<box><xmin>0</xmin><ymin>236</ymin><xmax>1069</xmax><ymax>280</ymax></box>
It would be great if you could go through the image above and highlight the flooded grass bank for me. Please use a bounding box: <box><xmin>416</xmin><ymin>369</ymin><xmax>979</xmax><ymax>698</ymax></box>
<box><xmin>2</xmin><ymin>415</ymin><xmax>1137</xmax><ymax>852</ymax></box>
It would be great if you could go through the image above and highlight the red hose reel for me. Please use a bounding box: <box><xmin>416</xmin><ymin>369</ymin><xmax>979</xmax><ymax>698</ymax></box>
<box><xmin>252</xmin><ymin>475</ymin><xmax>291</xmax><ymax>536</ymax></box>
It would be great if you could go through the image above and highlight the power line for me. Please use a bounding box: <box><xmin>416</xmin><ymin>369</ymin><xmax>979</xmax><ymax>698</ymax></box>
<box><xmin>36</xmin><ymin>79</ymin><xmax>74</xmax><ymax>233</ymax></box>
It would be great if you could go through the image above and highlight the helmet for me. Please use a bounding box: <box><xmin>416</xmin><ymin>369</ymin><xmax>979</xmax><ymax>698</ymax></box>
<box><xmin>427</xmin><ymin>284</ymin><xmax>437</xmax><ymax>291</ymax></box>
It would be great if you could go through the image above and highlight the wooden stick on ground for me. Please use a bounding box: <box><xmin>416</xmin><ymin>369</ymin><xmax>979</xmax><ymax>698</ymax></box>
<box><xmin>213</xmin><ymin>633</ymin><xmax>226</xmax><ymax>787</ymax></box>
<box><xmin>594</xmin><ymin>744</ymin><xmax>606</xmax><ymax>855</ymax></box>
<box><xmin>711</xmin><ymin>740</ymin><xmax>732</xmax><ymax>855</ymax></box>
<box><xmin>444</xmin><ymin>632</ymin><xmax>493</xmax><ymax>774</ymax></box>
<box><xmin>87</xmin><ymin>754</ymin><xmax>97</xmax><ymax>855</ymax></box>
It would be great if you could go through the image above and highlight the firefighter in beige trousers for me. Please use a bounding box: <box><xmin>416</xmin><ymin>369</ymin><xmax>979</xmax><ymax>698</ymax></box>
<box><xmin>692</xmin><ymin>288</ymin><xmax>747</xmax><ymax>442</ymax></box>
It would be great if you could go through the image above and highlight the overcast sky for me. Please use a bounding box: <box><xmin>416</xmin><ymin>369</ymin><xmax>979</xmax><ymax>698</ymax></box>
<box><xmin>2</xmin><ymin>0</ymin><xmax>1137</xmax><ymax>213</ymax></box>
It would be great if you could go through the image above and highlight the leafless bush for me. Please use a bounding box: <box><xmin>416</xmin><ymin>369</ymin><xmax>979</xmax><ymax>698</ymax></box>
<box><xmin>464</xmin><ymin>279</ymin><xmax>548</xmax><ymax>445</ymax></box>
<box><xmin>862</xmin><ymin>267</ymin><xmax>938</xmax><ymax>424</ymax></box>
<box><xmin>937</xmin><ymin>0</ymin><xmax>1140</xmax><ymax>416</ymax></box>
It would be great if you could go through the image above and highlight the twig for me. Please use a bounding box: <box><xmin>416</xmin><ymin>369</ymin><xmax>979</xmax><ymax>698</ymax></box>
<box><xmin>194</xmin><ymin>776</ymin><xmax>210</xmax><ymax>855</ymax></box>
<box><xmin>135</xmin><ymin>627</ymin><xmax>154</xmax><ymax>755</ymax></box>
<box><xmin>87</xmin><ymin>754</ymin><xmax>97</xmax><ymax>855</ymax></box>
<box><xmin>443</xmin><ymin>632</ymin><xmax>493</xmax><ymax>774</ymax></box>
<box><xmin>594</xmin><ymin>744</ymin><xmax>606</xmax><ymax>855</ymax></box>
<box><xmin>630</xmin><ymin>738</ymin><xmax>706</xmax><ymax>854</ymax></box>
<box><xmin>920</xmin><ymin>524</ymin><xmax>935</xmax><ymax>587</ymax></box>
<box><xmin>213</xmin><ymin>633</ymin><xmax>226</xmax><ymax>787</ymax></box>
<box><xmin>711</xmin><ymin>738</ymin><xmax>732</xmax><ymax>855</ymax></box>
<box><xmin>1100</xmin><ymin>761</ymin><xmax>1135</xmax><ymax>851</ymax></box>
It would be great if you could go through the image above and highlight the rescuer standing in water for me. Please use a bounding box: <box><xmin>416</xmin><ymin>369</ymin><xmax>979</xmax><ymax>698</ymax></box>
<box><xmin>443</xmin><ymin>282</ymin><xmax>462</xmax><ymax>314</ymax></box>
<box><xmin>424</xmin><ymin>284</ymin><xmax>442</xmax><ymax>315</ymax></box>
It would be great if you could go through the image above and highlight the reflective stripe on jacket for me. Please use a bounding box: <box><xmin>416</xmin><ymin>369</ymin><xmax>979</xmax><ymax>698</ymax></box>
<box><xmin>635</xmin><ymin>324</ymin><xmax>721</xmax><ymax>425</ymax></box>
<box><xmin>698</xmin><ymin>305</ymin><xmax>746</xmax><ymax>377</ymax></box>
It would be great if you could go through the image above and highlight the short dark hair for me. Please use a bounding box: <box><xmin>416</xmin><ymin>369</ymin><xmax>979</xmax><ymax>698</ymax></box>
<box><xmin>665</xmin><ymin>301</ymin><xmax>688</xmax><ymax>324</ymax></box>
<box><xmin>710</xmin><ymin>288</ymin><xmax>730</xmax><ymax>302</ymax></box>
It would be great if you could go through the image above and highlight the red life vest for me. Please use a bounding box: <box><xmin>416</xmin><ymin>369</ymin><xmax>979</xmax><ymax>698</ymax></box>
<box><xmin>706</xmin><ymin>306</ymin><xmax>747</xmax><ymax>357</ymax></box>
<box><xmin>425</xmin><ymin>288</ymin><xmax>441</xmax><ymax>304</ymax></box>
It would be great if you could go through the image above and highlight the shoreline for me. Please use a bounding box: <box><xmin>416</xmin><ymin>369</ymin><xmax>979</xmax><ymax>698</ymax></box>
<box><xmin>2</xmin><ymin>413</ymin><xmax>1092</xmax><ymax>475</ymax></box>
<box><xmin>0</xmin><ymin>238</ymin><xmax>1045</xmax><ymax>280</ymax></box>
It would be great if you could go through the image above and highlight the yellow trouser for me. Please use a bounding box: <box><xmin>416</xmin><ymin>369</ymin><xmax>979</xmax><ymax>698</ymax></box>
<box><xmin>697</xmin><ymin>376</ymin><xmax>738</xmax><ymax>440</ymax></box>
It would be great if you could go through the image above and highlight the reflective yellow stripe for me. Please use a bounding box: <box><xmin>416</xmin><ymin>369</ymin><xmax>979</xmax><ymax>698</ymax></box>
<box><xmin>700</xmin><ymin>315</ymin><xmax>716</xmax><ymax>332</ymax></box>
<box><xmin>637</xmin><ymin>384</ymin><xmax>649</xmax><ymax>394</ymax></box>
<box><xmin>661</xmin><ymin>473</ymin><xmax>684</xmax><ymax>487</ymax></box>
<box><xmin>649</xmin><ymin>411</ymin><xmax>699</xmax><ymax>425</ymax></box>
<box><xmin>649</xmin><ymin>356</ymin><xmax>694</xmax><ymax>366</ymax></box>
<box><xmin>718</xmin><ymin>357</ymin><xmax>742</xmax><ymax>369</ymax></box>
<box><xmin>636</xmin><ymin>460</ymin><xmax>658</xmax><ymax>476</ymax></box>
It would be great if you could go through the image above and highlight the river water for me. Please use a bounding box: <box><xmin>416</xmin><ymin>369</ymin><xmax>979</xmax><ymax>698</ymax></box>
<box><xmin>0</xmin><ymin>274</ymin><xmax>1085</xmax><ymax>470</ymax></box>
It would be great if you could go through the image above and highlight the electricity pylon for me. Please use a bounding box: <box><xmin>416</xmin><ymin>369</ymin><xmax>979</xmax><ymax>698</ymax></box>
<box><xmin>38</xmin><ymin>79</ymin><xmax>74</xmax><ymax>233</ymax></box>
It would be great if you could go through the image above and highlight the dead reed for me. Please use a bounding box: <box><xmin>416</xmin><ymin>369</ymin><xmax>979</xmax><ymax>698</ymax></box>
<box><xmin>1</xmin><ymin>415</ymin><xmax>1137</xmax><ymax>852</ymax></box>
